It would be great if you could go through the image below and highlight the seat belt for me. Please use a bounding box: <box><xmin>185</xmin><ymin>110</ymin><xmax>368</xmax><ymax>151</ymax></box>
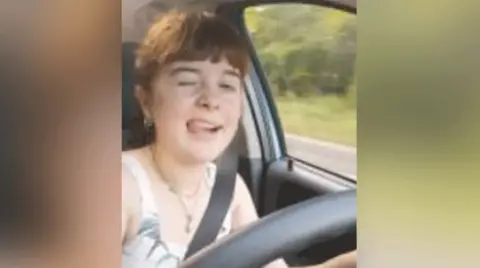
<box><xmin>184</xmin><ymin>132</ymin><xmax>240</xmax><ymax>259</ymax></box>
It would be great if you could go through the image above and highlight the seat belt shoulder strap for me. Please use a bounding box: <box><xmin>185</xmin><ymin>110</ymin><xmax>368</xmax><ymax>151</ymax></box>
<box><xmin>184</xmin><ymin>136</ymin><xmax>239</xmax><ymax>259</ymax></box>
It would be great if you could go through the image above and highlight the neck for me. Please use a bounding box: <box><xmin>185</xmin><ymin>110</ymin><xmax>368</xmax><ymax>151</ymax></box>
<box><xmin>148</xmin><ymin>144</ymin><xmax>207</xmax><ymax>196</ymax></box>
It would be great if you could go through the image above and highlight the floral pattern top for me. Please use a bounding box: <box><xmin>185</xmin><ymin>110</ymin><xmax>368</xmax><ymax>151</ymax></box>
<box><xmin>122</xmin><ymin>154</ymin><xmax>232</xmax><ymax>268</ymax></box>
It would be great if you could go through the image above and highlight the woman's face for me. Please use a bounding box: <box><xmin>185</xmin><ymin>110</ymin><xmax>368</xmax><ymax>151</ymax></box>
<box><xmin>138</xmin><ymin>58</ymin><xmax>244</xmax><ymax>164</ymax></box>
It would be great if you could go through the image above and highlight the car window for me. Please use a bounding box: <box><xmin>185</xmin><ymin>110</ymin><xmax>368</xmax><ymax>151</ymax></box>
<box><xmin>244</xmin><ymin>4</ymin><xmax>357</xmax><ymax>178</ymax></box>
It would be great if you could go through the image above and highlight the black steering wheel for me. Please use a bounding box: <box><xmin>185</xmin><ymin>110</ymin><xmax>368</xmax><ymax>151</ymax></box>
<box><xmin>179</xmin><ymin>190</ymin><xmax>356</xmax><ymax>268</ymax></box>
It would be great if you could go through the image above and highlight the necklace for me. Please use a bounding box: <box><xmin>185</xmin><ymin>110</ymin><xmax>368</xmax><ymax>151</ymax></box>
<box><xmin>170</xmin><ymin>185</ymin><xmax>202</xmax><ymax>233</ymax></box>
<box><xmin>149</xmin><ymin>147</ymin><xmax>205</xmax><ymax>233</ymax></box>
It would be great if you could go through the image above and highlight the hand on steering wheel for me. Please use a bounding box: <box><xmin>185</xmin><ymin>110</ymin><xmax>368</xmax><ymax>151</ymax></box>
<box><xmin>317</xmin><ymin>250</ymin><xmax>356</xmax><ymax>268</ymax></box>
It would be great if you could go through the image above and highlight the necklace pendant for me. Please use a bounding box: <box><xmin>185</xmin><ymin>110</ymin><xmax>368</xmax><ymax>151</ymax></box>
<box><xmin>186</xmin><ymin>215</ymin><xmax>193</xmax><ymax>233</ymax></box>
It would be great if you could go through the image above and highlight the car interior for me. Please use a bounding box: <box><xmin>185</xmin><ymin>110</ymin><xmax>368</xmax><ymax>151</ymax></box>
<box><xmin>122</xmin><ymin>0</ymin><xmax>357</xmax><ymax>267</ymax></box>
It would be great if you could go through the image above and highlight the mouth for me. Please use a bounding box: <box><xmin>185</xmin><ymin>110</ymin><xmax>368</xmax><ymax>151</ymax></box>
<box><xmin>186</xmin><ymin>119</ymin><xmax>224</xmax><ymax>135</ymax></box>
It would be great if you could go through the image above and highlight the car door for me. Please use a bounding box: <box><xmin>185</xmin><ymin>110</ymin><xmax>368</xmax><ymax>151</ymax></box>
<box><xmin>217</xmin><ymin>1</ymin><xmax>357</xmax><ymax>265</ymax></box>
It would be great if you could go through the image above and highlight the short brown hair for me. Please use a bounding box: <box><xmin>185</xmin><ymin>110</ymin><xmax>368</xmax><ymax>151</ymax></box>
<box><xmin>126</xmin><ymin>11</ymin><xmax>250</xmax><ymax>149</ymax></box>
<box><xmin>135</xmin><ymin>10</ymin><xmax>250</xmax><ymax>90</ymax></box>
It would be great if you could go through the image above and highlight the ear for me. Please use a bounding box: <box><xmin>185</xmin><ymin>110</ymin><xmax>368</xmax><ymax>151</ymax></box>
<box><xmin>134</xmin><ymin>85</ymin><xmax>152</xmax><ymax>119</ymax></box>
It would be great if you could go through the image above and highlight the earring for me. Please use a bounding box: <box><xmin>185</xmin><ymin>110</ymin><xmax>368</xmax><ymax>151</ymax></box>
<box><xmin>143</xmin><ymin>117</ymin><xmax>154</xmax><ymax>129</ymax></box>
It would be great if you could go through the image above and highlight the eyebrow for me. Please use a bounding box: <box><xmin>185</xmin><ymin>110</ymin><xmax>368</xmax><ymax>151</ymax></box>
<box><xmin>168</xmin><ymin>66</ymin><xmax>241</xmax><ymax>78</ymax></box>
<box><xmin>223</xmin><ymin>69</ymin><xmax>241</xmax><ymax>78</ymax></box>
<box><xmin>169</xmin><ymin>67</ymin><xmax>200</xmax><ymax>76</ymax></box>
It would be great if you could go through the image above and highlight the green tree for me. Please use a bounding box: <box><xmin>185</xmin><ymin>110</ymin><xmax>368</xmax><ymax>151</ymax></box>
<box><xmin>245</xmin><ymin>4</ymin><xmax>356</xmax><ymax>97</ymax></box>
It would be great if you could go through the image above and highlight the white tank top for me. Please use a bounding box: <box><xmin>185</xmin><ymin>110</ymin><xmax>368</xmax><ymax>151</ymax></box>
<box><xmin>122</xmin><ymin>154</ymin><xmax>232</xmax><ymax>268</ymax></box>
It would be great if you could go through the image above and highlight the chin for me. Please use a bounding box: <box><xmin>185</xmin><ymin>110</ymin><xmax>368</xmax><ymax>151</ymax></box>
<box><xmin>187</xmin><ymin>151</ymin><xmax>220</xmax><ymax>164</ymax></box>
<box><xmin>179</xmin><ymin>143</ymin><xmax>217</xmax><ymax>160</ymax></box>
<box><xmin>179</xmin><ymin>132</ymin><xmax>233</xmax><ymax>163</ymax></box>
<box><xmin>184</xmin><ymin>144</ymin><xmax>227</xmax><ymax>164</ymax></box>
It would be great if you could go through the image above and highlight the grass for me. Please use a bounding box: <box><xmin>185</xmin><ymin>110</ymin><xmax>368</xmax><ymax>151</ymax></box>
<box><xmin>274</xmin><ymin>95</ymin><xmax>357</xmax><ymax>146</ymax></box>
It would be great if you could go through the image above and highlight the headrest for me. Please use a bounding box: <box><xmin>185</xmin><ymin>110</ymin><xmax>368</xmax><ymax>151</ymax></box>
<box><xmin>122</xmin><ymin>42</ymin><xmax>139</xmax><ymax>130</ymax></box>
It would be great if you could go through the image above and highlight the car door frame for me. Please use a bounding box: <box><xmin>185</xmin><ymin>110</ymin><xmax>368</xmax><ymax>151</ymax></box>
<box><xmin>217</xmin><ymin>0</ymin><xmax>357</xmax><ymax>216</ymax></box>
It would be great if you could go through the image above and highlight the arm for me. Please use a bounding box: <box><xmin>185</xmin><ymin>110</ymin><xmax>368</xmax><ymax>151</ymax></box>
<box><xmin>317</xmin><ymin>251</ymin><xmax>356</xmax><ymax>268</ymax></box>
<box><xmin>230</xmin><ymin>175</ymin><xmax>356</xmax><ymax>268</ymax></box>
<box><xmin>230</xmin><ymin>175</ymin><xmax>289</xmax><ymax>268</ymax></box>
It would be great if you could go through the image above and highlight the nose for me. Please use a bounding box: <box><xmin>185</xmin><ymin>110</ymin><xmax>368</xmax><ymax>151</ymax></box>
<box><xmin>196</xmin><ymin>84</ymin><xmax>221</xmax><ymax>110</ymax></box>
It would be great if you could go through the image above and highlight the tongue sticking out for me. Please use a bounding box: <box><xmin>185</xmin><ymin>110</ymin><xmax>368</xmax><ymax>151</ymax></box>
<box><xmin>187</xmin><ymin>120</ymin><xmax>222</xmax><ymax>134</ymax></box>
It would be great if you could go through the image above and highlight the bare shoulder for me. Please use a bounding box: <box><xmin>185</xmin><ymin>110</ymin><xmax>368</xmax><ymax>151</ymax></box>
<box><xmin>122</xmin><ymin>150</ymin><xmax>143</xmax><ymax>213</ymax></box>
<box><xmin>122</xmin><ymin>154</ymin><xmax>141</xmax><ymax>240</ymax></box>
<box><xmin>122</xmin><ymin>164</ymin><xmax>140</xmax><ymax>210</ymax></box>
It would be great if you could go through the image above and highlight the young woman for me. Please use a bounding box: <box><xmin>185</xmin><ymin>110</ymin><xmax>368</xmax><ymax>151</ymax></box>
<box><xmin>122</xmin><ymin>10</ymin><xmax>356</xmax><ymax>268</ymax></box>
